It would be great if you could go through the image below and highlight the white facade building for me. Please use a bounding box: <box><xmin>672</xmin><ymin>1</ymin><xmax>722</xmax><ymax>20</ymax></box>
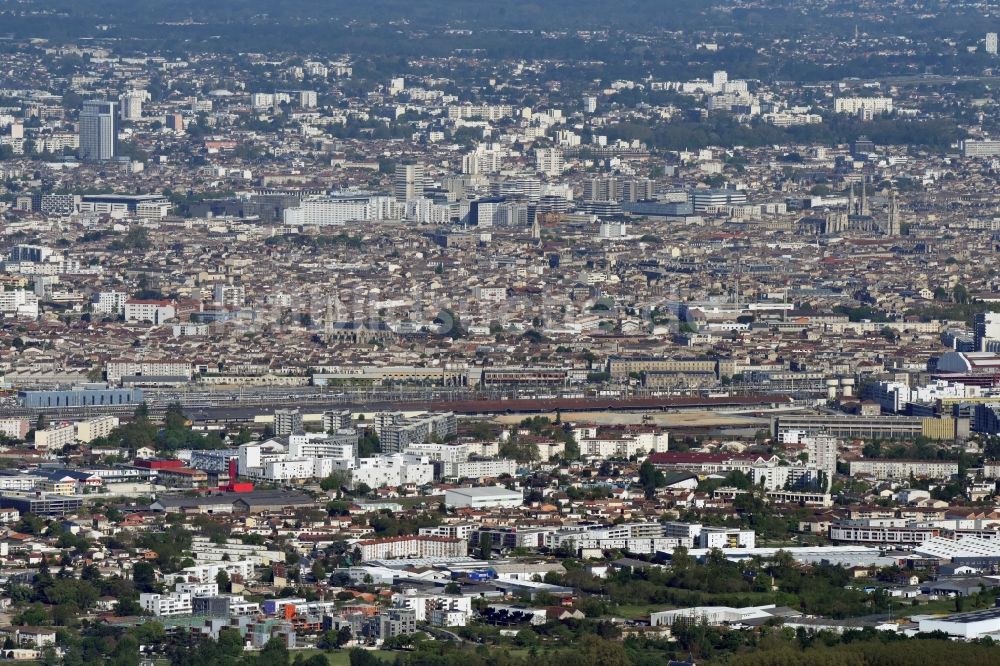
<box><xmin>124</xmin><ymin>299</ymin><xmax>175</xmax><ymax>325</ymax></box>
<box><xmin>535</xmin><ymin>148</ymin><xmax>564</xmax><ymax>176</ymax></box>
<box><xmin>92</xmin><ymin>290</ymin><xmax>128</xmax><ymax>316</ymax></box>
<box><xmin>75</xmin><ymin>416</ymin><xmax>120</xmax><ymax>443</ymax></box>
<box><xmin>0</xmin><ymin>289</ymin><xmax>39</xmax><ymax>318</ymax></box>
<box><xmin>834</xmin><ymin>97</ymin><xmax>893</xmax><ymax>115</ymax></box>
<box><xmin>352</xmin><ymin>454</ymin><xmax>433</xmax><ymax>489</ymax></box>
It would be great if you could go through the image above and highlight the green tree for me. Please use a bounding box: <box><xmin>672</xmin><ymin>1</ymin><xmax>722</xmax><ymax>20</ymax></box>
<box><xmin>258</xmin><ymin>637</ymin><xmax>288</xmax><ymax>666</ymax></box>
<box><xmin>216</xmin><ymin>569</ymin><xmax>231</xmax><ymax>593</ymax></box>
<box><xmin>478</xmin><ymin>533</ymin><xmax>492</xmax><ymax>560</ymax></box>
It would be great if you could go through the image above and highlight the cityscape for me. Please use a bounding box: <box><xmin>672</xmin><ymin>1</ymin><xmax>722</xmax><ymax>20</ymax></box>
<box><xmin>7</xmin><ymin>0</ymin><xmax>1000</xmax><ymax>665</ymax></box>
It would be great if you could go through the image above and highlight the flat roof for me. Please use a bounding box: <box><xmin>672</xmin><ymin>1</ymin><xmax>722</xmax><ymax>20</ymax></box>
<box><xmin>931</xmin><ymin>607</ymin><xmax>1000</xmax><ymax>623</ymax></box>
<box><xmin>445</xmin><ymin>486</ymin><xmax>522</xmax><ymax>497</ymax></box>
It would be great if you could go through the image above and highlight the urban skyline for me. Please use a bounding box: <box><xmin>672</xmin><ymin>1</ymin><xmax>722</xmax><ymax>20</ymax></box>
<box><xmin>2</xmin><ymin>1</ymin><xmax>1000</xmax><ymax>665</ymax></box>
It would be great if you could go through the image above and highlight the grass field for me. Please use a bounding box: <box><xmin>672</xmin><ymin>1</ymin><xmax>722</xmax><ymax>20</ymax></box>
<box><xmin>605</xmin><ymin>603</ymin><xmax>667</xmax><ymax>620</ymax></box>
<box><xmin>292</xmin><ymin>648</ymin><xmax>396</xmax><ymax>665</ymax></box>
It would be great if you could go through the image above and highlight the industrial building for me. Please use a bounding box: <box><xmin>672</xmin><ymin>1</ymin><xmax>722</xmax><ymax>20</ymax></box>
<box><xmin>444</xmin><ymin>486</ymin><xmax>523</xmax><ymax>509</ymax></box>
<box><xmin>918</xmin><ymin>607</ymin><xmax>1000</xmax><ymax>638</ymax></box>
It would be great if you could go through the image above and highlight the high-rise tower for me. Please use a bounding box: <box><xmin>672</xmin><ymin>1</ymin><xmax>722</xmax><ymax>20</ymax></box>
<box><xmin>79</xmin><ymin>100</ymin><xmax>119</xmax><ymax>161</ymax></box>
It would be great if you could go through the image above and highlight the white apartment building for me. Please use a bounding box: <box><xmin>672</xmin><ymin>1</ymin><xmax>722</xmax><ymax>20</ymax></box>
<box><xmin>176</xmin><ymin>560</ymin><xmax>254</xmax><ymax>584</ymax></box>
<box><xmin>34</xmin><ymin>424</ymin><xmax>76</xmax><ymax>451</ymax></box>
<box><xmin>0</xmin><ymin>289</ymin><xmax>38</xmax><ymax>318</ymax></box>
<box><xmin>848</xmin><ymin>459</ymin><xmax>958</xmax><ymax>480</ymax></box>
<box><xmin>462</xmin><ymin>146</ymin><xmax>504</xmax><ymax>174</ymax></box>
<box><xmin>749</xmin><ymin>465</ymin><xmax>822</xmax><ymax>491</ymax></box>
<box><xmin>578</xmin><ymin>432</ymin><xmax>669</xmax><ymax>457</ymax></box>
<box><xmin>393</xmin><ymin>164</ymin><xmax>426</xmax><ymax>201</ymax></box>
<box><xmin>829</xmin><ymin>522</ymin><xmax>938</xmax><ymax>545</ymax></box>
<box><xmin>190</xmin><ymin>537</ymin><xmax>285</xmax><ymax>566</ymax></box>
<box><xmin>261</xmin><ymin>458</ymin><xmax>318</xmax><ymax>481</ymax></box>
<box><xmin>213</xmin><ymin>284</ymin><xmax>246</xmax><ymax>308</ymax></box>
<box><xmin>74</xmin><ymin>416</ymin><xmax>120</xmax><ymax>443</ymax></box>
<box><xmin>447</xmin><ymin>104</ymin><xmax>515</xmax><ymax>120</ymax></box>
<box><xmin>535</xmin><ymin>148</ymin><xmax>564</xmax><ymax>176</ymax></box>
<box><xmin>834</xmin><ymin>97</ymin><xmax>893</xmax><ymax>115</ymax></box>
<box><xmin>355</xmin><ymin>535</ymin><xmax>465</xmax><ymax>561</ymax></box>
<box><xmin>92</xmin><ymin>290</ymin><xmax>128</xmax><ymax>316</ymax></box>
<box><xmin>439</xmin><ymin>459</ymin><xmax>517</xmax><ymax>480</ymax></box>
<box><xmin>543</xmin><ymin>522</ymin><xmax>691</xmax><ymax>554</ymax></box>
<box><xmin>287</xmin><ymin>431</ymin><xmax>356</xmax><ymax>458</ymax></box>
<box><xmin>0</xmin><ymin>418</ymin><xmax>29</xmax><ymax>440</ymax></box>
<box><xmin>106</xmin><ymin>360</ymin><xmax>193</xmax><ymax>384</ymax></box>
<box><xmin>374</xmin><ymin>412</ymin><xmax>456</xmax><ymax>454</ymax></box>
<box><xmin>124</xmin><ymin>299</ymin><xmax>175</xmax><ymax>325</ymax></box>
<box><xmin>867</xmin><ymin>379</ymin><xmax>980</xmax><ymax>414</ymax></box>
<box><xmin>698</xmin><ymin>527</ymin><xmax>756</xmax><ymax>549</ymax></box>
<box><xmin>403</xmin><ymin>198</ymin><xmax>451</xmax><ymax>224</ymax></box>
<box><xmin>283</xmin><ymin>195</ymin><xmax>374</xmax><ymax>226</ymax></box>
<box><xmin>176</xmin><ymin>582</ymin><xmax>219</xmax><ymax>597</ymax></box>
<box><xmin>418</xmin><ymin>524</ymin><xmax>477</xmax><ymax>541</ymax></box>
<box><xmin>119</xmin><ymin>91</ymin><xmax>147</xmax><ymax>120</ymax></box>
<box><xmin>803</xmin><ymin>433</ymin><xmax>838</xmax><ymax>478</ymax></box>
<box><xmin>298</xmin><ymin>90</ymin><xmax>317</xmax><ymax>108</ymax></box>
<box><xmin>238</xmin><ymin>438</ymin><xmax>356</xmax><ymax>483</ymax></box>
<box><xmin>404</xmin><ymin>442</ymin><xmax>469</xmax><ymax>463</ymax></box>
<box><xmin>139</xmin><ymin>591</ymin><xmax>193</xmax><ymax>617</ymax></box>
<box><xmin>352</xmin><ymin>454</ymin><xmax>433</xmax><ymax>489</ymax></box>
<box><xmin>139</xmin><ymin>583</ymin><xmax>220</xmax><ymax>617</ymax></box>
<box><xmin>0</xmin><ymin>475</ymin><xmax>44</xmax><ymax>491</ymax></box>
<box><xmin>469</xmin><ymin>199</ymin><xmax>528</xmax><ymax>228</ymax></box>
<box><xmin>392</xmin><ymin>592</ymin><xmax>473</xmax><ymax>625</ymax></box>
<box><xmin>473</xmin><ymin>287</ymin><xmax>507</xmax><ymax>303</ymax></box>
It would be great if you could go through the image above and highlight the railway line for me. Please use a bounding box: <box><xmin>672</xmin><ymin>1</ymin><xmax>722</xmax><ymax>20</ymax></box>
<box><xmin>0</xmin><ymin>390</ymin><xmax>803</xmax><ymax>425</ymax></box>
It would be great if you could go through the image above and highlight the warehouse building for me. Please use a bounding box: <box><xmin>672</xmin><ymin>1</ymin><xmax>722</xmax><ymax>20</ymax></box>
<box><xmin>444</xmin><ymin>486</ymin><xmax>523</xmax><ymax>509</ymax></box>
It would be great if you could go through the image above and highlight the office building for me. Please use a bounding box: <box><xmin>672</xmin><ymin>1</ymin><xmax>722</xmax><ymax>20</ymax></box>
<box><xmin>961</xmin><ymin>140</ymin><xmax>1000</xmax><ymax>158</ymax></box>
<box><xmin>79</xmin><ymin>100</ymin><xmax>118</xmax><ymax>161</ymax></box>
<box><xmin>988</xmin><ymin>32</ymin><xmax>999</xmax><ymax>55</ymax></box>
<box><xmin>8</xmin><ymin>245</ymin><xmax>52</xmax><ymax>263</ymax></box>
<box><xmin>691</xmin><ymin>188</ymin><xmax>748</xmax><ymax>211</ymax></box>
